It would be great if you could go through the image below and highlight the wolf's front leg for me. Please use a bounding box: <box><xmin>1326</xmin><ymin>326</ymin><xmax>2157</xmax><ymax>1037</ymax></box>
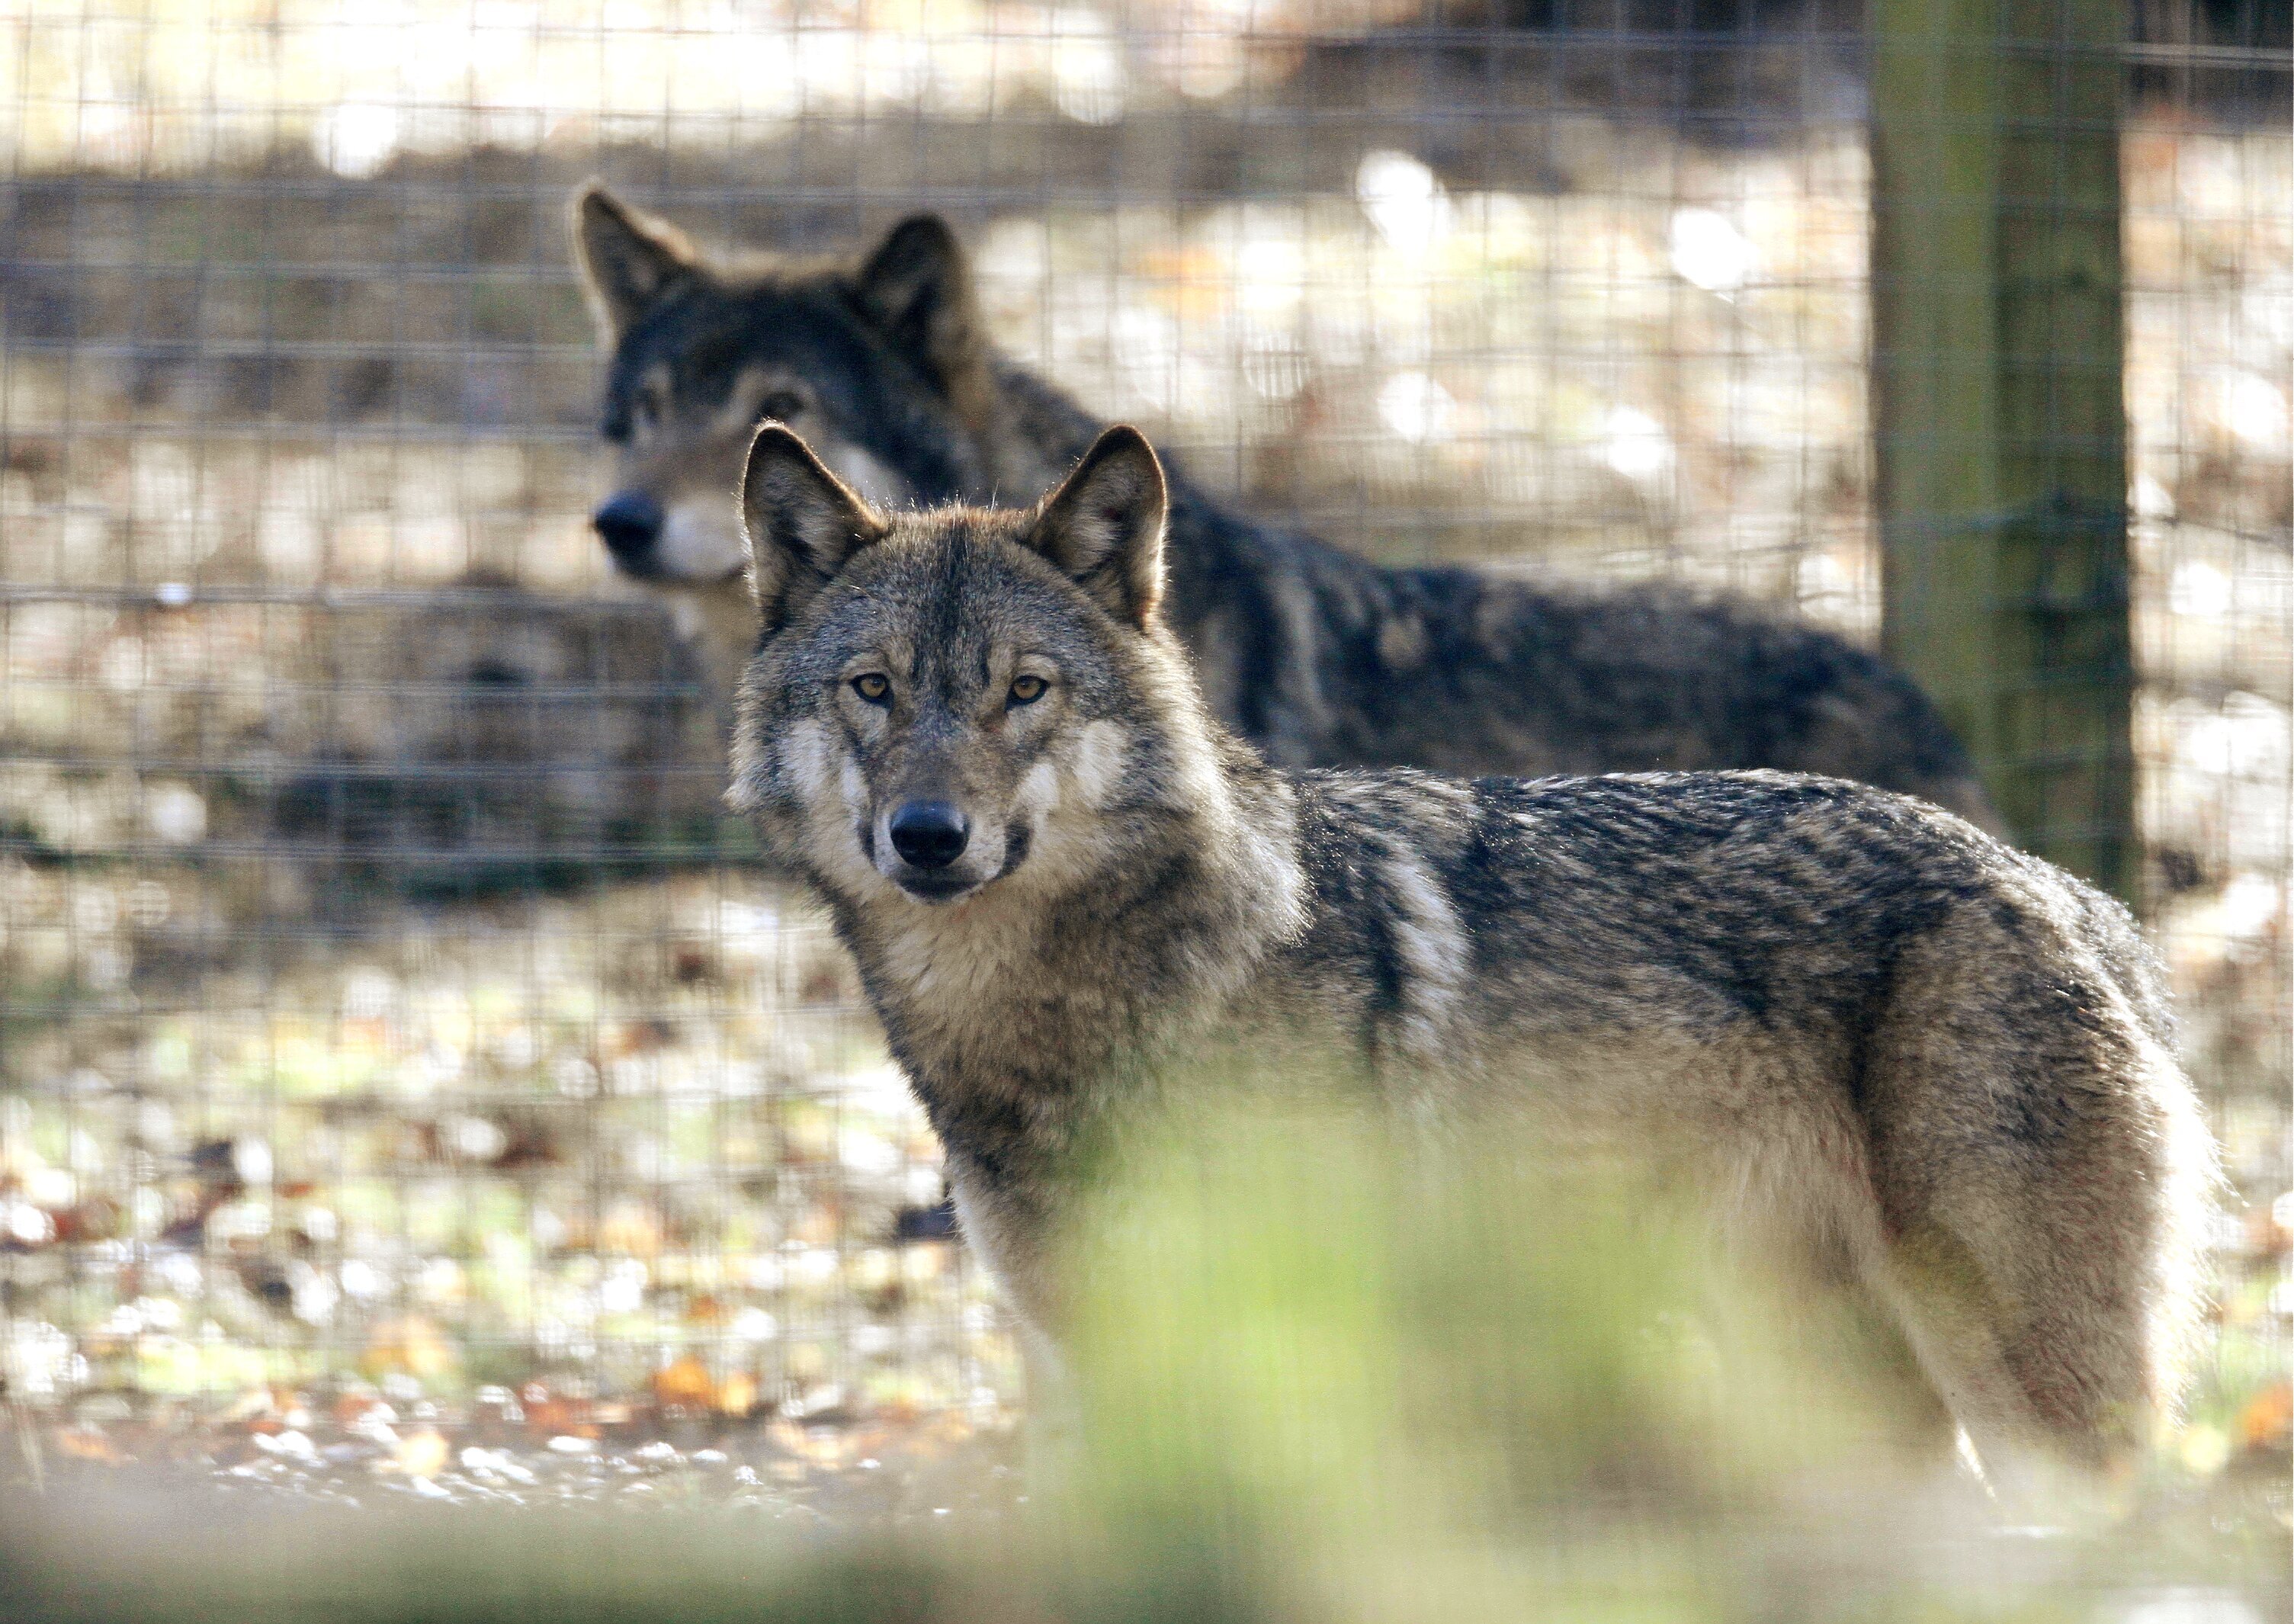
<box><xmin>944</xmin><ymin>1163</ymin><xmax>1080</xmax><ymax>1490</ymax></box>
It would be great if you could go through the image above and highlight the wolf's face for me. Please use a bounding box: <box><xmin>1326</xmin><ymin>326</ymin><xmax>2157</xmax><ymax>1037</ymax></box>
<box><xmin>729</xmin><ymin>423</ymin><xmax>1176</xmax><ymax>908</ymax></box>
<box><xmin>573</xmin><ymin>186</ymin><xmax>994</xmax><ymax>586</ymax></box>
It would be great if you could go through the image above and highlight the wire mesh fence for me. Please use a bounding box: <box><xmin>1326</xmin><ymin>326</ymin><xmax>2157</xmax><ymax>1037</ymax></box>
<box><xmin>0</xmin><ymin>0</ymin><xmax>2286</xmax><ymax>1504</ymax></box>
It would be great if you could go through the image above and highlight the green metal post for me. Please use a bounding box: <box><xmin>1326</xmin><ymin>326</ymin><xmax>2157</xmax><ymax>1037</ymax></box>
<box><xmin>1872</xmin><ymin>0</ymin><xmax>2138</xmax><ymax>903</ymax></box>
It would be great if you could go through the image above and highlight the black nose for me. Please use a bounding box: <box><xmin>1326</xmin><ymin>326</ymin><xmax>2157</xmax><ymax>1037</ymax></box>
<box><xmin>592</xmin><ymin>490</ymin><xmax>663</xmax><ymax>563</ymax></box>
<box><xmin>889</xmin><ymin>801</ymin><xmax>969</xmax><ymax>870</ymax></box>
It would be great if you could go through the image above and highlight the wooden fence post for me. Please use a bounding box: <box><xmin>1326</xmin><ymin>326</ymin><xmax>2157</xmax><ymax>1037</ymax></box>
<box><xmin>1872</xmin><ymin>0</ymin><xmax>2138</xmax><ymax>903</ymax></box>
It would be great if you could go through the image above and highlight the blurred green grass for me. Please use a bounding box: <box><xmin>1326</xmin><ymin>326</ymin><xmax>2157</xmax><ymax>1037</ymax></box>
<box><xmin>5</xmin><ymin>1081</ymin><xmax>2283</xmax><ymax>1624</ymax></box>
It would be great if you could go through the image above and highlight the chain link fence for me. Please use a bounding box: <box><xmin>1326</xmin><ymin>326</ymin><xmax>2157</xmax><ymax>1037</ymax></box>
<box><xmin>0</xmin><ymin>0</ymin><xmax>2285</xmax><ymax>1497</ymax></box>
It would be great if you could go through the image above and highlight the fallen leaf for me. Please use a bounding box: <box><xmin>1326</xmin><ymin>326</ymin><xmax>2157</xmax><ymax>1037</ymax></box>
<box><xmin>2238</xmin><ymin>1379</ymin><xmax>2291</xmax><ymax>1451</ymax></box>
<box><xmin>653</xmin><ymin>1355</ymin><xmax>714</xmax><ymax>1407</ymax></box>
<box><xmin>53</xmin><ymin>1427</ymin><xmax>121</xmax><ymax>1463</ymax></box>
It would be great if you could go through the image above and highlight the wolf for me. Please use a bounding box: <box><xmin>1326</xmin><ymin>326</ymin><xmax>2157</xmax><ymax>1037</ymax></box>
<box><xmin>726</xmin><ymin>419</ymin><xmax>2213</xmax><ymax>1472</ymax></box>
<box><xmin>573</xmin><ymin>185</ymin><xmax>2004</xmax><ymax>833</ymax></box>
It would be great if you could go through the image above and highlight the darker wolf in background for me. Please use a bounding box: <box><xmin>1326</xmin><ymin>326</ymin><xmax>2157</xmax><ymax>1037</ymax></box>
<box><xmin>571</xmin><ymin>186</ymin><xmax>2004</xmax><ymax>833</ymax></box>
<box><xmin>726</xmin><ymin>418</ymin><xmax>2214</xmax><ymax>1477</ymax></box>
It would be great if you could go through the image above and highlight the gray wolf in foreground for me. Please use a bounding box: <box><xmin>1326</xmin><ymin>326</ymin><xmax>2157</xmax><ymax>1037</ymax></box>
<box><xmin>575</xmin><ymin>186</ymin><xmax>2003</xmax><ymax>833</ymax></box>
<box><xmin>727</xmin><ymin>419</ymin><xmax>2213</xmax><ymax>1472</ymax></box>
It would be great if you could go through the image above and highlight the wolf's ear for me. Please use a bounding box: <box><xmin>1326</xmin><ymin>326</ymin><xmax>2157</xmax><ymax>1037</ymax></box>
<box><xmin>1027</xmin><ymin>426</ymin><xmax>1168</xmax><ymax>629</ymax></box>
<box><xmin>572</xmin><ymin>183</ymin><xmax>697</xmax><ymax>340</ymax></box>
<box><xmin>741</xmin><ymin>425</ymin><xmax>889</xmax><ymax>631</ymax></box>
<box><xmin>852</xmin><ymin>215</ymin><xmax>990</xmax><ymax>412</ymax></box>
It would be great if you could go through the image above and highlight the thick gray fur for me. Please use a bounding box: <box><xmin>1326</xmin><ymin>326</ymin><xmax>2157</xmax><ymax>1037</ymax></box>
<box><xmin>726</xmin><ymin>423</ymin><xmax>2214</xmax><ymax>1478</ymax></box>
<box><xmin>575</xmin><ymin>187</ymin><xmax>2003</xmax><ymax>831</ymax></box>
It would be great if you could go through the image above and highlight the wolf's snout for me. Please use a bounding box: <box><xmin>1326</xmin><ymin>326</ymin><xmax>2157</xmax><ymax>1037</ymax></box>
<box><xmin>889</xmin><ymin>801</ymin><xmax>970</xmax><ymax>869</ymax></box>
<box><xmin>592</xmin><ymin>489</ymin><xmax>663</xmax><ymax>565</ymax></box>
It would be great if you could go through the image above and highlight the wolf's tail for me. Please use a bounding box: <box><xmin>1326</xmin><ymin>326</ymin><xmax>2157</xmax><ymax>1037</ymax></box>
<box><xmin>2133</xmin><ymin>1035</ymin><xmax>2225</xmax><ymax>1427</ymax></box>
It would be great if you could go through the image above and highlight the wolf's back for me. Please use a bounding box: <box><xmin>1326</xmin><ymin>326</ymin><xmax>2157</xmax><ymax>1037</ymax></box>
<box><xmin>992</xmin><ymin>345</ymin><xmax>2003</xmax><ymax>831</ymax></box>
<box><xmin>1225</xmin><ymin>531</ymin><xmax>2000</xmax><ymax>831</ymax></box>
<box><xmin>1291</xmin><ymin>767</ymin><xmax>2116</xmax><ymax>1041</ymax></box>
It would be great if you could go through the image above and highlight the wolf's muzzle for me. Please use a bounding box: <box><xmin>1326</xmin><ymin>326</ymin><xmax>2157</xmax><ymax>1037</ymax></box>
<box><xmin>592</xmin><ymin>489</ymin><xmax>664</xmax><ymax>570</ymax></box>
<box><xmin>888</xmin><ymin>801</ymin><xmax>970</xmax><ymax>870</ymax></box>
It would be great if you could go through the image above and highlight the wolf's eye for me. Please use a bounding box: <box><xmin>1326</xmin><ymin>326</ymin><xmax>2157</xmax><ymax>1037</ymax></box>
<box><xmin>1008</xmin><ymin>675</ymin><xmax>1048</xmax><ymax>707</ymax></box>
<box><xmin>851</xmin><ymin>673</ymin><xmax>891</xmax><ymax>705</ymax></box>
<box><xmin>758</xmin><ymin>389</ymin><xmax>807</xmax><ymax>423</ymax></box>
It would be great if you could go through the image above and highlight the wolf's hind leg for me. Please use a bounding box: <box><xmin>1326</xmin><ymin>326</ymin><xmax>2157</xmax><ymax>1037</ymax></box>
<box><xmin>1866</xmin><ymin>1222</ymin><xmax>2092</xmax><ymax>1475</ymax></box>
<box><xmin>1707</xmin><ymin>1113</ymin><xmax>1968</xmax><ymax>1469</ymax></box>
<box><xmin>1859</xmin><ymin>925</ymin><xmax>2215</xmax><ymax>1475</ymax></box>
<box><xmin>1866</xmin><ymin>1070</ymin><xmax>2209</xmax><ymax>1473</ymax></box>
